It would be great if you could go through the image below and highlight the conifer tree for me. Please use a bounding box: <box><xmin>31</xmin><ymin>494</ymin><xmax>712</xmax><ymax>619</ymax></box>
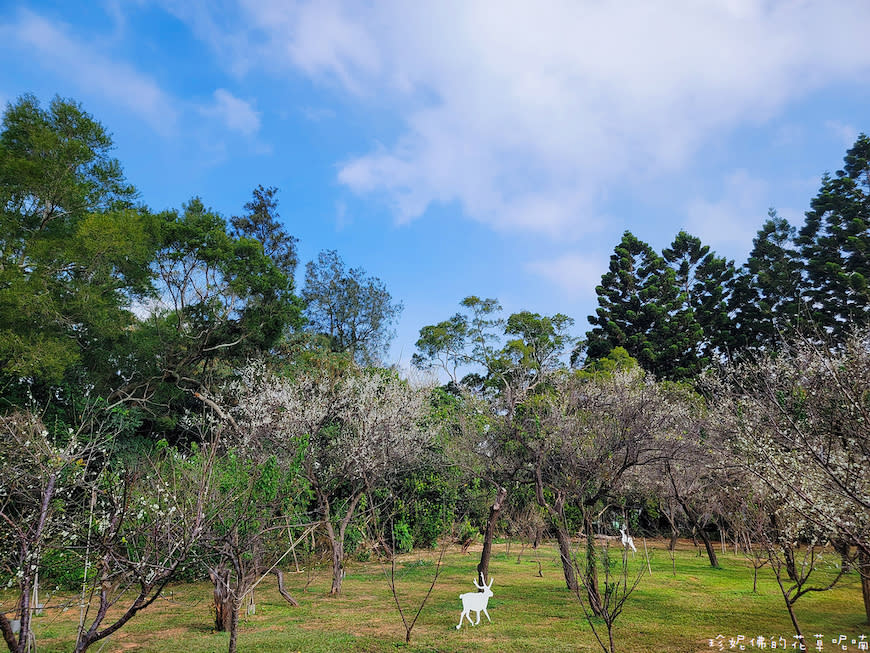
<box><xmin>662</xmin><ymin>230</ymin><xmax>735</xmax><ymax>366</ymax></box>
<box><xmin>797</xmin><ymin>134</ymin><xmax>870</xmax><ymax>340</ymax></box>
<box><xmin>583</xmin><ymin>231</ymin><xmax>695</xmax><ymax>380</ymax></box>
<box><xmin>730</xmin><ymin>211</ymin><xmax>804</xmax><ymax>354</ymax></box>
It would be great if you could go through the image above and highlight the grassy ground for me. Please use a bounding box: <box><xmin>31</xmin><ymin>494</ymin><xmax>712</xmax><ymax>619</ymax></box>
<box><xmin>5</xmin><ymin>539</ymin><xmax>868</xmax><ymax>652</ymax></box>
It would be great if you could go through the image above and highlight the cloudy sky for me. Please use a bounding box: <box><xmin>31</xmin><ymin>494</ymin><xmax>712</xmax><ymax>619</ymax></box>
<box><xmin>2</xmin><ymin>1</ymin><xmax>869</xmax><ymax>364</ymax></box>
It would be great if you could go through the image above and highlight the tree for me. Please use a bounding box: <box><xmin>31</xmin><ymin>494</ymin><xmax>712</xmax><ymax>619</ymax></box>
<box><xmin>302</xmin><ymin>250</ymin><xmax>402</xmax><ymax>366</ymax></box>
<box><xmin>662</xmin><ymin>230</ymin><xmax>735</xmax><ymax>367</ymax></box>
<box><xmin>0</xmin><ymin>94</ymin><xmax>152</xmax><ymax>391</ymax></box>
<box><xmin>203</xmin><ymin>449</ymin><xmax>307</xmax><ymax>653</ymax></box>
<box><xmin>413</xmin><ymin>298</ymin><xmax>575</xmax><ymax>581</ymax></box>
<box><xmin>230</xmin><ymin>362</ymin><xmax>434</xmax><ymax>595</ymax></box>
<box><xmin>710</xmin><ymin>330</ymin><xmax>870</xmax><ymax>623</ymax></box>
<box><xmin>581</xmin><ymin>231</ymin><xmax>695</xmax><ymax>380</ymax></box>
<box><xmin>0</xmin><ymin>405</ymin><xmax>216</xmax><ymax>653</ymax></box>
<box><xmin>111</xmin><ymin>197</ymin><xmax>303</xmax><ymax>436</ymax></box>
<box><xmin>230</xmin><ymin>185</ymin><xmax>298</xmax><ymax>281</ymax></box>
<box><xmin>798</xmin><ymin>134</ymin><xmax>870</xmax><ymax>341</ymax></box>
<box><xmin>0</xmin><ymin>410</ymin><xmax>109</xmax><ymax>653</ymax></box>
<box><xmin>527</xmin><ymin>366</ymin><xmax>685</xmax><ymax>607</ymax></box>
<box><xmin>71</xmin><ymin>439</ymin><xmax>214</xmax><ymax>653</ymax></box>
<box><xmin>729</xmin><ymin>211</ymin><xmax>804</xmax><ymax>354</ymax></box>
<box><xmin>573</xmin><ymin>543</ymin><xmax>645</xmax><ymax>653</ymax></box>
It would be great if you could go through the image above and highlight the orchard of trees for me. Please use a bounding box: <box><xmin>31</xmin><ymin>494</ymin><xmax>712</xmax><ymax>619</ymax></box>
<box><xmin>1</xmin><ymin>94</ymin><xmax>869</xmax><ymax>653</ymax></box>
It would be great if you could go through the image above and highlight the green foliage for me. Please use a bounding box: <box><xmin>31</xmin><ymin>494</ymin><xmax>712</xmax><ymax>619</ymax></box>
<box><xmin>0</xmin><ymin>94</ymin><xmax>150</xmax><ymax>388</ymax></box>
<box><xmin>797</xmin><ymin>133</ymin><xmax>870</xmax><ymax>341</ymax></box>
<box><xmin>576</xmin><ymin>346</ymin><xmax>638</xmax><ymax>378</ymax></box>
<box><xmin>457</xmin><ymin>517</ymin><xmax>479</xmax><ymax>545</ymax></box>
<box><xmin>583</xmin><ymin>231</ymin><xmax>696</xmax><ymax>380</ymax></box>
<box><xmin>730</xmin><ymin>211</ymin><xmax>804</xmax><ymax>353</ymax></box>
<box><xmin>40</xmin><ymin>548</ymin><xmax>91</xmax><ymax>591</ymax></box>
<box><xmin>662</xmin><ymin>230</ymin><xmax>735</xmax><ymax>368</ymax></box>
<box><xmin>302</xmin><ymin>249</ymin><xmax>402</xmax><ymax>365</ymax></box>
<box><xmin>392</xmin><ymin>521</ymin><xmax>414</xmax><ymax>554</ymax></box>
<box><xmin>231</xmin><ymin>184</ymin><xmax>298</xmax><ymax>281</ymax></box>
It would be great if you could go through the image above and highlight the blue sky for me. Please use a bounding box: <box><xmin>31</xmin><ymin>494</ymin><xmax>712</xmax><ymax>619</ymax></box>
<box><xmin>2</xmin><ymin>1</ymin><xmax>870</xmax><ymax>367</ymax></box>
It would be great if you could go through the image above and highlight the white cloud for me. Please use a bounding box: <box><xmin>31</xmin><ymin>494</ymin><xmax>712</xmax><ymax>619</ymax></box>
<box><xmin>301</xmin><ymin>106</ymin><xmax>336</xmax><ymax>122</ymax></box>
<box><xmin>525</xmin><ymin>253</ymin><xmax>606</xmax><ymax>299</ymax></box>
<box><xmin>825</xmin><ymin>120</ymin><xmax>859</xmax><ymax>148</ymax></box>
<box><xmin>204</xmin><ymin>89</ymin><xmax>261</xmax><ymax>136</ymax></box>
<box><xmin>685</xmin><ymin>169</ymin><xmax>771</xmax><ymax>254</ymax></box>
<box><xmin>6</xmin><ymin>9</ymin><xmax>178</xmax><ymax>132</ymax></box>
<box><xmin>166</xmin><ymin>1</ymin><xmax>870</xmax><ymax>235</ymax></box>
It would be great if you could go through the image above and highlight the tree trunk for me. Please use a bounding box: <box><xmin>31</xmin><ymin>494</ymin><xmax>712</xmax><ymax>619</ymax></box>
<box><xmin>698</xmin><ymin>526</ymin><xmax>720</xmax><ymax>569</ymax></box>
<box><xmin>477</xmin><ymin>486</ymin><xmax>507</xmax><ymax>585</ymax></box>
<box><xmin>583</xmin><ymin>512</ymin><xmax>602</xmax><ymax>615</ymax></box>
<box><xmin>0</xmin><ymin>613</ymin><xmax>17</xmax><ymax>653</ymax></box>
<box><xmin>227</xmin><ymin>596</ymin><xmax>240</xmax><ymax>653</ymax></box>
<box><xmin>273</xmin><ymin>569</ymin><xmax>299</xmax><ymax>607</ymax></box>
<box><xmin>860</xmin><ymin>549</ymin><xmax>870</xmax><ymax>624</ymax></box>
<box><xmin>555</xmin><ymin>525</ymin><xmax>578</xmax><ymax>591</ymax></box>
<box><xmin>326</xmin><ymin>521</ymin><xmax>345</xmax><ymax>596</ymax></box>
<box><xmin>551</xmin><ymin>494</ymin><xmax>579</xmax><ymax>594</ymax></box>
<box><xmin>209</xmin><ymin>568</ymin><xmax>233</xmax><ymax>632</ymax></box>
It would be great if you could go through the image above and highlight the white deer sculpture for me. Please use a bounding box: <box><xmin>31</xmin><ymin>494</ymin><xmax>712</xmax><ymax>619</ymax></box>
<box><xmin>620</xmin><ymin>524</ymin><xmax>637</xmax><ymax>553</ymax></box>
<box><xmin>456</xmin><ymin>573</ymin><xmax>494</xmax><ymax>629</ymax></box>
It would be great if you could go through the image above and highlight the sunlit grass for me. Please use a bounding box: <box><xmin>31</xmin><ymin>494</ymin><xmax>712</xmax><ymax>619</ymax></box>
<box><xmin>6</xmin><ymin>539</ymin><xmax>867</xmax><ymax>652</ymax></box>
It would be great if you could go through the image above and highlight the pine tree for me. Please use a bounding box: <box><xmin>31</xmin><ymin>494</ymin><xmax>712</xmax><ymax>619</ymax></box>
<box><xmin>797</xmin><ymin>134</ymin><xmax>870</xmax><ymax>340</ymax></box>
<box><xmin>583</xmin><ymin>231</ymin><xmax>696</xmax><ymax>380</ymax></box>
<box><xmin>662</xmin><ymin>231</ymin><xmax>735</xmax><ymax>366</ymax></box>
<box><xmin>730</xmin><ymin>211</ymin><xmax>804</xmax><ymax>354</ymax></box>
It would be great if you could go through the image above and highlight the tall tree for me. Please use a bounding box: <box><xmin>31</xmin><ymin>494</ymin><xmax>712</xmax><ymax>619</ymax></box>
<box><xmin>302</xmin><ymin>250</ymin><xmax>402</xmax><ymax>365</ymax></box>
<box><xmin>413</xmin><ymin>298</ymin><xmax>575</xmax><ymax>582</ymax></box>
<box><xmin>797</xmin><ymin>134</ymin><xmax>870</xmax><ymax>340</ymax></box>
<box><xmin>112</xmin><ymin>197</ymin><xmax>303</xmax><ymax>432</ymax></box>
<box><xmin>230</xmin><ymin>185</ymin><xmax>298</xmax><ymax>281</ymax></box>
<box><xmin>581</xmin><ymin>231</ymin><xmax>695</xmax><ymax>380</ymax></box>
<box><xmin>0</xmin><ymin>94</ymin><xmax>152</xmax><ymax>390</ymax></box>
<box><xmin>662</xmin><ymin>230</ymin><xmax>735</xmax><ymax>366</ymax></box>
<box><xmin>729</xmin><ymin>211</ymin><xmax>804</xmax><ymax>354</ymax></box>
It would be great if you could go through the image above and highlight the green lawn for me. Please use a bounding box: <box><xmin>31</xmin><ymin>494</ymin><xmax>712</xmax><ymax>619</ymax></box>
<box><xmin>7</xmin><ymin>540</ymin><xmax>868</xmax><ymax>652</ymax></box>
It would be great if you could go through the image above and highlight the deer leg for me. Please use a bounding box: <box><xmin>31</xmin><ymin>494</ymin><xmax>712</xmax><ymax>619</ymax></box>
<box><xmin>474</xmin><ymin>610</ymin><xmax>481</xmax><ymax>625</ymax></box>
<box><xmin>482</xmin><ymin>607</ymin><xmax>491</xmax><ymax>622</ymax></box>
<box><xmin>456</xmin><ymin>609</ymin><xmax>467</xmax><ymax>629</ymax></box>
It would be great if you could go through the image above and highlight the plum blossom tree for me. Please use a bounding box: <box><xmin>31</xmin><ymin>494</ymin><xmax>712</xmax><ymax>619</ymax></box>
<box><xmin>0</xmin><ymin>408</ymin><xmax>217</xmax><ymax>653</ymax></box>
<box><xmin>71</xmin><ymin>429</ymin><xmax>216</xmax><ymax>652</ymax></box>
<box><xmin>0</xmin><ymin>411</ymin><xmax>108</xmax><ymax>653</ymax></box>
<box><xmin>229</xmin><ymin>362</ymin><xmax>436</xmax><ymax>595</ymax></box>
<box><xmin>527</xmin><ymin>365</ymin><xmax>691</xmax><ymax>611</ymax></box>
<box><xmin>710</xmin><ymin>330</ymin><xmax>870</xmax><ymax>624</ymax></box>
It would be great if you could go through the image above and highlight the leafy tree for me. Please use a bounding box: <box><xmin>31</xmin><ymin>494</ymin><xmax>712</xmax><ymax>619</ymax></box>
<box><xmin>112</xmin><ymin>198</ymin><xmax>302</xmax><ymax>432</ymax></box>
<box><xmin>302</xmin><ymin>250</ymin><xmax>402</xmax><ymax>366</ymax></box>
<box><xmin>797</xmin><ymin>134</ymin><xmax>870</xmax><ymax>340</ymax></box>
<box><xmin>230</xmin><ymin>185</ymin><xmax>298</xmax><ymax>281</ymax></box>
<box><xmin>414</xmin><ymin>298</ymin><xmax>575</xmax><ymax>581</ymax></box>
<box><xmin>204</xmin><ymin>449</ymin><xmax>307</xmax><ymax>653</ymax></box>
<box><xmin>581</xmin><ymin>231</ymin><xmax>694</xmax><ymax>380</ymax></box>
<box><xmin>0</xmin><ymin>94</ymin><xmax>152</xmax><ymax>391</ymax></box>
<box><xmin>729</xmin><ymin>211</ymin><xmax>804</xmax><ymax>354</ymax></box>
<box><xmin>662</xmin><ymin>230</ymin><xmax>735</xmax><ymax>366</ymax></box>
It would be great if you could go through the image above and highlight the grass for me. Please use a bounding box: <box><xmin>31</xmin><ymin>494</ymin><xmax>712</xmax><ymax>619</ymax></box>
<box><xmin>4</xmin><ymin>539</ymin><xmax>867</xmax><ymax>652</ymax></box>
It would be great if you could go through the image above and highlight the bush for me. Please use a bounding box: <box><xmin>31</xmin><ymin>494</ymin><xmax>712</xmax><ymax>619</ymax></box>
<box><xmin>393</xmin><ymin>521</ymin><xmax>414</xmax><ymax>554</ymax></box>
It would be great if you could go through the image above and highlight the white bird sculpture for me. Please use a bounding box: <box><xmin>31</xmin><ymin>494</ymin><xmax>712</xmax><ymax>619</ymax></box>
<box><xmin>620</xmin><ymin>524</ymin><xmax>637</xmax><ymax>553</ymax></box>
